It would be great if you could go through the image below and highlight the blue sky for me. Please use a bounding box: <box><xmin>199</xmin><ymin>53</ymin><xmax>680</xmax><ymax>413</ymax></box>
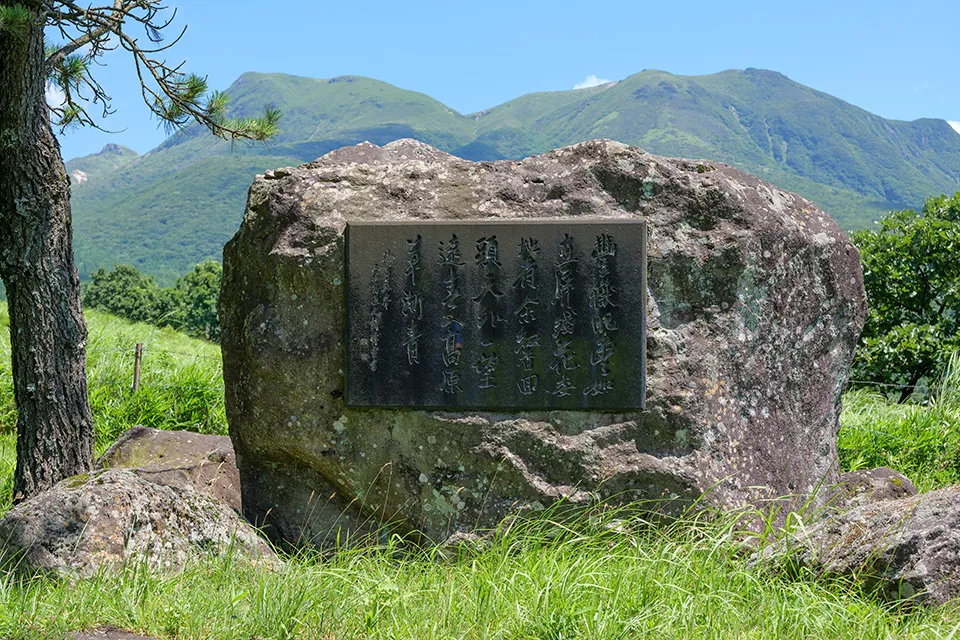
<box><xmin>52</xmin><ymin>0</ymin><xmax>960</xmax><ymax>161</ymax></box>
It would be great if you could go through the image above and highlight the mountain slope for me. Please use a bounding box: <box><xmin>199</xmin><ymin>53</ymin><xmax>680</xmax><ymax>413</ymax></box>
<box><xmin>207</xmin><ymin>73</ymin><xmax>475</xmax><ymax>160</ymax></box>
<box><xmin>471</xmin><ymin>69</ymin><xmax>960</xmax><ymax>220</ymax></box>
<box><xmin>69</xmin><ymin>73</ymin><xmax>485</xmax><ymax>283</ymax></box>
<box><xmin>72</xmin><ymin>153</ymin><xmax>302</xmax><ymax>283</ymax></box>
<box><xmin>69</xmin><ymin>70</ymin><xmax>960</xmax><ymax>284</ymax></box>
<box><xmin>66</xmin><ymin>143</ymin><xmax>139</xmax><ymax>186</ymax></box>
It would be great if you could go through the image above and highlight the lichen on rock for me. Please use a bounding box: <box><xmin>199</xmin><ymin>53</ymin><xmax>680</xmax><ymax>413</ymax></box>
<box><xmin>100</xmin><ymin>425</ymin><xmax>242</xmax><ymax>512</ymax></box>
<box><xmin>760</xmin><ymin>484</ymin><xmax>960</xmax><ymax>605</ymax></box>
<box><xmin>0</xmin><ymin>469</ymin><xmax>276</xmax><ymax>577</ymax></box>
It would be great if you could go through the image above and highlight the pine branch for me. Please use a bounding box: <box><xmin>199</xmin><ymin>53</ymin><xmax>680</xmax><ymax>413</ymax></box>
<box><xmin>39</xmin><ymin>0</ymin><xmax>281</xmax><ymax>142</ymax></box>
<box><xmin>0</xmin><ymin>5</ymin><xmax>32</xmax><ymax>42</ymax></box>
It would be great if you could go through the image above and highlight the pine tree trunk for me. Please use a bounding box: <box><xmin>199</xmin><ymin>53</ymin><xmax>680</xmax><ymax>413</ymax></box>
<box><xmin>0</xmin><ymin>3</ymin><xmax>95</xmax><ymax>501</ymax></box>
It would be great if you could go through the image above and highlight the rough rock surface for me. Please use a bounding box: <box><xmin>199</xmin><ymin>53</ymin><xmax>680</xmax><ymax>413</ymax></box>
<box><xmin>765</xmin><ymin>485</ymin><xmax>960</xmax><ymax>605</ymax></box>
<box><xmin>827</xmin><ymin>467</ymin><xmax>918</xmax><ymax>511</ymax></box>
<box><xmin>219</xmin><ymin>138</ymin><xmax>866</xmax><ymax>546</ymax></box>
<box><xmin>0</xmin><ymin>469</ymin><xmax>275</xmax><ymax>576</ymax></box>
<box><xmin>100</xmin><ymin>425</ymin><xmax>241</xmax><ymax>512</ymax></box>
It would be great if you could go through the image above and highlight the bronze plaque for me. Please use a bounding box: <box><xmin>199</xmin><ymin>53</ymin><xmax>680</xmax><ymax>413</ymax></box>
<box><xmin>345</xmin><ymin>220</ymin><xmax>647</xmax><ymax>410</ymax></box>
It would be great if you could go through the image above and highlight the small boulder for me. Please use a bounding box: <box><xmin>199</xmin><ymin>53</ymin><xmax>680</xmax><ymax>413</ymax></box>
<box><xmin>100</xmin><ymin>425</ymin><xmax>241</xmax><ymax>512</ymax></box>
<box><xmin>0</xmin><ymin>469</ymin><xmax>276</xmax><ymax>577</ymax></box>
<box><xmin>763</xmin><ymin>484</ymin><xmax>960</xmax><ymax>605</ymax></box>
<box><xmin>826</xmin><ymin>467</ymin><xmax>918</xmax><ymax>511</ymax></box>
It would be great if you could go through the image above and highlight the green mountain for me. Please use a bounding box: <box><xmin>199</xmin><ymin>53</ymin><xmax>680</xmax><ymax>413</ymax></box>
<box><xmin>466</xmin><ymin>69</ymin><xmax>960</xmax><ymax>223</ymax></box>
<box><xmin>68</xmin><ymin>70</ymin><xmax>960</xmax><ymax>284</ymax></box>
<box><xmin>66</xmin><ymin>143</ymin><xmax>140</xmax><ymax>186</ymax></box>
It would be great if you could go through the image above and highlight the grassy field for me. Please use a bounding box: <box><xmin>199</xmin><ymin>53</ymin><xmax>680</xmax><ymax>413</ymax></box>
<box><xmin>0</xmin><ymin>303</ymin><xmax>225</xmax><ymax>513</ymax></box>
<box><xmin>2</xmin><ymin>305</ymin><xmax>960</xmax><ymax>638</ymax></box>
<box><xmin>3</xmin><ymin>510</ymin><xmax>959</xmax><ymax>639</ymax></box>
<box><xmin>839</xmin><ymin>352</ymin><xmax>960</xmax><ymax>492</ymax></box>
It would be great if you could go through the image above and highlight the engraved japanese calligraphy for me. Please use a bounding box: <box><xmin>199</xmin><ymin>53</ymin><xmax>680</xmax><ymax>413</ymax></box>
<box><xmin>585</xmin><ymin>233</ymin><xmax>619</xmax><ymax>397</ymax></box>
<box><xmin>513</xmin><ymin>238</ymin><xmax>541</xmax><ymax>397</ymax></box>
<box><xmin>473</xmin><ymin>236</ymin><xmax>503</xmax><ymax>391</ymax></box>
<box><xmin>550</xmin><ymin>234</ymin><xmax>578</xmax><ymax>398</ymax></box>
<box><xmin>365</xmin><ymin>251</ymin><xmax>393</xmax><ymax>372</ymax></box>
<box><xmin>438</xmin><ymin>235</ymin><xmax>465</xmax><ymax>395</ymax></box>
<box><xmin>345</xmin><ymin>220</ymin><xmax>646</xmax><ymax>410</ymax></box>
<box><xmin>401</xmin><ymin>235</ymin><xmax>424</xmax><ymax>365</ymax></box>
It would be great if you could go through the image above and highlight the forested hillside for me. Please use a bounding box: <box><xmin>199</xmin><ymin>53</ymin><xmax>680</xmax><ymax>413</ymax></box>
<box><xmin>67</xmin><ymin>69</ymin><xmax>960</xmax><ymax>283</ymax></box>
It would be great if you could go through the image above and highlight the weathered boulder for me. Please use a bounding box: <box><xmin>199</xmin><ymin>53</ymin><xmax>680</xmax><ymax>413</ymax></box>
<box><xmin>0</xmin><ymin>469</ymin><xmax>276</xmax><ymax>576</ymax></box>
<box><xmin>220</xmin><ymin>138</ymin><xmax>866</xmax><ymax>546</ymax></box>
<box><xmin>100</xmin><ymin>425</ymin><xmax>241</xmax><ymax>512</ymax></box>
<box><xmin>763</xmin><ymin>485</ymin><xmax>960</xmax><ymax>605</ymax></box>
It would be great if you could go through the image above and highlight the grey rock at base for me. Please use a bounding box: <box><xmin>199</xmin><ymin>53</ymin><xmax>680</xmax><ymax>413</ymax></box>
<box><xmin>763</xmin><ymin>485</ymin><xmax>960</xmax><ymax>605</ymax></box>
<box><xmin>219</xmin><ymin>138</ymin><xmax>866</xmax><ymax>547</ymax></box>
<box><xmin>0</xmin><ymin>469</ymin><xmax>276</xmax><ymax>577</ymax></box>
<box><xmin>827</xmin><ymin>467</ymin><xmax>918</xmax><ymax>512</ymax></box>
<box><xmin>100</xmin><ymin>425</ymin><xmax>241</xmax><ymax>512</ymax></box>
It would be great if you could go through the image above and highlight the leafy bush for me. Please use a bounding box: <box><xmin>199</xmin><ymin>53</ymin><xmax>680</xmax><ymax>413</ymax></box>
<box><xmin>166</xmin><ymin>261</ymin><xmax>222</xmax><ymax>342</ymax></box>
<box><xmin>83</xmin><ymin>264</ymin><xmax>172</xmax><ymax>324</ymax></box>
<box><xmin>82</xmin><ymin>261</ymin><xmax>222</xmax><ymax>341</ymax></box>
<box><xmin>852</xmin><ymin>193</ymin><xmax>960</xmax><ymax>401</ymax></box>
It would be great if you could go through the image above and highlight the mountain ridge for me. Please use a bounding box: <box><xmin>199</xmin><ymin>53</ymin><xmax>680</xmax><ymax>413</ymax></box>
<box><xmin>67</xmin><ymin>143</ymin><xmax>139</xmax><ymax>185</ymax></box>
<box><xmin>66</xmin><ymin>68</ymin><xmax>960</xmax><ymax>284</ymax></box>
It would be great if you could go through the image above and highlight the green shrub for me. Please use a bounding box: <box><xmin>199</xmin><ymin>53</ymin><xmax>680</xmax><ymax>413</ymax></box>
<box><xmin>852</xmin><ymin>193</ymin><xmax>960</xmax><ymax>402</ymax></box>
<box><xmin>83</xmin><ymin>264</ymin><xmax>173</xmax><ymax>325</ymax></box>
<box><xmin>166</xmin><ymin>260</ymin><xmax>222</xmax><ymax>342</ymax></box>
<box><xmin>82</xmin><ymin>261</ymin><xmax>223</xmax><ymax>342</ymax></box>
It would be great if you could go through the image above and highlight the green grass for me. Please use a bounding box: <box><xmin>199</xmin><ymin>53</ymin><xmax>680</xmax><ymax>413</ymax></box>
<box><xmin>4</xmin><ymin>307</ymin><xmax>960</xmax><ymax>637</ymax></box>
<box><xmin>0</xmin><ymin>302</ymin><xmax>225</xmax><ymax>513</ymax></box>
<box><xmin>2</xmin><ymin>508</ymin><xmax>959</xmax><ymax>639</ymax></box>
<box><xmin>839</xmin><ymin>352</ymin><xmax>960</xmax><ymax>492</ymax></box>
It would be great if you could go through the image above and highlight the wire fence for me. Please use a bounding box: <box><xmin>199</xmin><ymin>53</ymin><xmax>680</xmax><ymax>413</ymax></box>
<box><xmin>84</xmin><ymin>345</ymin><xmax>221</xmax><ymax>362</ymax></box>
<box><xmin>81</xmin><ymin>342</ymin><xmax>224</xmax><ymax>393</ymax></box>
<box><xmin>849</xmin><ymin>379</ymin><xmax>946</xmax><ymax>395</ymax></box>
<box><xmin>847</xmin><ymin>377</ymin><xmax>960</xmax><ymax>407</ymax></box>
<box><xmin>849</xmin><ymin>379</ymin><xmax>936</xmax><ymax>394</ymax></box>
<box><xmin>87</xmin><ymin>381</ymin><xmax>222</xmax><ymax>390</ymax></box>
<box><xmin>0</xmin><ymin>341</ymin><xmax>227</xmax><ymax>435</ymax></box>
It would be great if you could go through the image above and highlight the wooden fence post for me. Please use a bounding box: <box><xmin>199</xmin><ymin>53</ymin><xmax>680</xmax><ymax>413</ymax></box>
<box><xmin>132</xmin><ymin>343</ymin><xmax>143</xmax><ymax>392</ymax></box>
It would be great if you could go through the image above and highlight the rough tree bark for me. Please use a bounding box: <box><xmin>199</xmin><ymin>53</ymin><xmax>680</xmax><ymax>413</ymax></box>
<box><xmin>0</xmin><ymin>3</ymin><xmax>95</xmax><ymax>501</ymax></box>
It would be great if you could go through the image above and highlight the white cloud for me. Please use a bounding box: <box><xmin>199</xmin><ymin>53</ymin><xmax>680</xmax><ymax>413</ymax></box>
<box><xmin>949</xmin><ymin>121</ymin><xmax>960</xmax><ymax>136</ymax></box>
<box><xmin>573</xmin><ymin>74</ymin><xmax>612</xmax><ymax>90</ymax></box>
<box><xmin>45</xmin><ymin>82</ymin><xmax>65</xmax><ymax>108</ymax></box>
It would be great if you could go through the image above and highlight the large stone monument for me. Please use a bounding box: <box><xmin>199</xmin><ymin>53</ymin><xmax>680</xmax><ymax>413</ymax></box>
<box><xmin>219</xmin><ymin>139</ymin><xmax>866</xmax><ymax>546</ymax></box>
